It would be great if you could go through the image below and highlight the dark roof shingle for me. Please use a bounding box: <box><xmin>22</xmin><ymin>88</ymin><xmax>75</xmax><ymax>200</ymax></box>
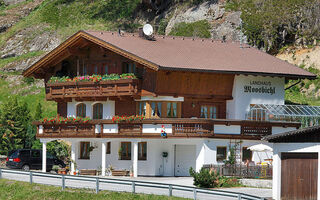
<box><xmin>85</xmin><ymin>30</ymin><xmax>315</xmax><ymax>79</ymax></box>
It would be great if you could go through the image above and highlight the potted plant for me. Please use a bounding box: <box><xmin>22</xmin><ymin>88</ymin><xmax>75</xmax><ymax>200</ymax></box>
<box><xmin>70</xmin><ymin>159</ymin><xmax>77</xmax><ymax>175</ymax></box>
<box><xmin>52</xmin><ymin>165</ymin><xmax>60</xmax><ymax>173</ymax></box>
<box><xmin>130</xmin><ymin>166</ymin><xmax>134</xmax><ymax>177</ymax></box>
<box><xmin>106</xmin><ymin>165</ymin><xmax>114</xmax><ymax>176</ymax></box>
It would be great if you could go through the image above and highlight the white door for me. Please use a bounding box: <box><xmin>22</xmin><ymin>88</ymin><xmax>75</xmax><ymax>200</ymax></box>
<box><xmin>175</xmin><ymin>145</ymin><xmax>196</xmax><ymax>176</ymax></box>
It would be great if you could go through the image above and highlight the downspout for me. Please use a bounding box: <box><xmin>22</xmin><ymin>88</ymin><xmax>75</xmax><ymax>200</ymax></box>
<box><xmin>285</xmin><ymin>79</ymin><xmax>301</xmax><ymax>90</ymax></box>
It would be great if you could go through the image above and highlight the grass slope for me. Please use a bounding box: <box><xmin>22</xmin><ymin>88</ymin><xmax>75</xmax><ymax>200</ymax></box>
<box><xmin>0</xmin><ymin>179</ymin><xmax>187</xmax><ymax>200</ymax></box>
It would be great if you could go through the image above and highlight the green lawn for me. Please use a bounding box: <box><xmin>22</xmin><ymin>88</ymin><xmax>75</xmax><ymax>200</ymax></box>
<box><xmin>0</xmin><ymin>179</ymin><xmax>187</xmax><ymax>200</ymax></box>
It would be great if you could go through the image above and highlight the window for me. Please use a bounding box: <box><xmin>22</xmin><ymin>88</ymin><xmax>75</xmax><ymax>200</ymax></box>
<box><xmin>93</xmin><ymin>103</ymin><xmax>103</xmax><ymax>119</ymax></box>
<box><xmin>138</xmin><ymin>102</ymin><xmax>146</xmax><ymax>116</ymax></box>
<box><xmin>93</xmin><ymin>65</ymin><xmax>97</xmax><ymax>74</ymax></box>
<box><xmin>242</xmin><ymin>147</ymin><xmax>252</xmax><ymax>162</ymax></box>
<box><xmin>31</xmin><ymin>150</ymin><xmax>40</xmax><ymax>158</ymax></box>
<box><xmin>122</xmin><ymin>62</ymin><xmax>136</xmax><ymax>74</ymax></box>
<box><xmin>216</xmin><ymin>147</ymin><xmax>227</xmax><ymax>162</ymax></box>
<box><xmin>82</xmin><ymin>65</ymin><xmax>87</xmax><ymax>75</ymax></box>
<box><xmin>80</xmin><ymin>142</ymin><xmax>90</xmax><ymax>159</ymax></box>
<box><xmin>201</xmin><ymin>105</ymin><xmax>218</xmax><ymax>119</ymax></box>
<box><xmin>76</xmin><ymin>103</ymin><xmax>86</xmax><ymax>118</ymax></box>
<box><xmin>19</xmin><ymin>150</ymin><xmax>30</xmax><ymax>157</ymax></box>
<box><xmin>104</xmin><ymin>64</ymin><xmax>109</xmax><ymax>75</ymax></box>
<box><xmin>106</xmin><ymin>142</ymin><xmax>111</xmax><ymax>154</ymax></box>
<box><xmin>151</xmin><ymin>102</ymin><xmax>162</xmax><ymax>118</ymax></box>
<box><xmin>120</xmin><ymin>142</ymin><xmax>131</xmax><ymax>160</ymax></box>
<box><xmin>167</xmin><ymin>102</ymin><xmax>177</xmax><ymax>118</ymax></box>
<box><xmin>138</xmin><ymin>142</ymin><xmax>147</xmax><ymax>160</ymax></box>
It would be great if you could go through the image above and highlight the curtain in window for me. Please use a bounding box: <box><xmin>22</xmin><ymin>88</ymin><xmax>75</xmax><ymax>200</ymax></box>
<box><xmin>139</xmin><ymin>102</ymin><xmax>146</xmax><ymax>115</ymax></box>
<box><xmin>167</xmin><ymin>102</ymin><xmax>172</xmax><ymax>117</ymax></box>
<box><xmin>210</xmin><ymin>106</ymin><xmax>217</xmax><ymax>119</ymax></box>
<box><xmin>157</xmin><ymin>102</ymin><xmax>161</xmax><ymax>117</ymax></box>
<box><xmin>80</xmin><ymin>142</ymin><xmax>90</xmax><ymax>159</ymax></box>
<box><xmin>151</xmin><ymin>102</ymin><xmax>162</xmax><ymax>117</ymax></box>
<box><xmin>93</xmin><ymin>103</ymin><xmax>103</xmax><ymax>119</ymax></box>
<box><xmin>200</xmin><ymin>106</ymin><xmax>208</xmax><ymax>118</ymax></box>
<box><xmin>76</xmin><ymin>103</ymin><xmax>86</xmax><ymax>118</ymax></box>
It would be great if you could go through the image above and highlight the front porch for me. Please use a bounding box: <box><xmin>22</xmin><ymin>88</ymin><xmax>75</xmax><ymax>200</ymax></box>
<box><xmin>39</xmin><ymin>138</ymin><xmax>274</xmax><ymax>177</ymax></box>
<box><xmin>40</xmin><ymin>138</ymin><xmax>205</xmax><ymax>177</ymax></box>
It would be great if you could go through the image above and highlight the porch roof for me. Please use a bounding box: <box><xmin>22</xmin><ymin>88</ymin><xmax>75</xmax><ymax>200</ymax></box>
<box><xmin>263</xmin><ymin>125</ymin><xmax>320</xmax><ymax>143</ymax></box>
<box><xmin>247</xmin><ymin>104</ymin><xmax>320</xmax><ymax>127</ymax></box>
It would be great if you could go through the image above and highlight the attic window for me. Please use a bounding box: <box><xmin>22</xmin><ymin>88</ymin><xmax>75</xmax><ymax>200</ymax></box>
<box><xmin>122</xmin><ymin>62</ymin><xmax>136</xmax><ymax>74</ymax></box>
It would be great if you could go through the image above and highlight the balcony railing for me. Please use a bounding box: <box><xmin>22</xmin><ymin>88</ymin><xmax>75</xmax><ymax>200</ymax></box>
<box><xmin>34</xmin><ymin>118</ymin><xmax>300</xmax><ymax>139</ymax></box>
<box><xmin>45</xmin><ymin>79</ymin><xmax>141</xmax><ymax>100</ymax></box>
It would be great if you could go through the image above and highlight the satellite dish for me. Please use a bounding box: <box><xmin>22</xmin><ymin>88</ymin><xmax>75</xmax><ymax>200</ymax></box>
<box><xmin>143</xmin><ymin>24</ymin><xmax>153</xmax><ymax>36</ymax></box>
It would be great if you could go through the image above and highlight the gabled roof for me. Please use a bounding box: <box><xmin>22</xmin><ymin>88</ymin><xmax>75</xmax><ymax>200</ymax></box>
<box><xmin>263</xmin><ymin>125</ymin><xmax>320</xmax><ymax>143</ymax></box>
<box><xmin>23</xmin><ymin>30</ymin><xmax>316</xmax><ymax>79</ymax></box>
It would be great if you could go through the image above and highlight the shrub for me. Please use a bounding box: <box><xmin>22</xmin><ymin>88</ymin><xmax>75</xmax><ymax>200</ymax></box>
<box><xmin>169</xmin><ymin>20</ymin><xmax>211</xmax><ymax>38</ymax></box>
<box><xmin>229</xmin><ymin>0</ymin><xmax>320</xmax><ymax>52</ymax></box>
<box><xmin>189</xmin><ymin>167</ymin><xmax>241</xmax><ymax>188</ymax></box>
<box><xmin>189</xmin><ymin>167</ymin><xmax>218</xmax><ymax>188</ymax></box>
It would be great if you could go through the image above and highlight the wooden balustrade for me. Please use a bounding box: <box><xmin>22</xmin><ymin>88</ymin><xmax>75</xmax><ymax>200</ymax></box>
<box><xmin>40</xmin><ymin>123</ymin><xmax>95</xmax><ymax>138</ymax></box>
<box><xmin>35</xmin><ymin>119</ymin><xmax>300</xmax><ymax>139</ymax></box>
<box><xmin>45</xmin><ymin>79</ymin><xmax>141</xmax><ymax>100</ymax></box>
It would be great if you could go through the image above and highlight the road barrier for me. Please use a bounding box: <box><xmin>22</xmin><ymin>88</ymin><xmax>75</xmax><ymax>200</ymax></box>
<box><xmin>0</xmin><ymin>168</ymin><xmax>266</xmax><ymax>200</ymax></box>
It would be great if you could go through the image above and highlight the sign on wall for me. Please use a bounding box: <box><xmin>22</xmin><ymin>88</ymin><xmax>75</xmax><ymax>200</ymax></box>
<box><xmin>244</xmin><ymin>80</ymin><xmax>276</xmax><ymax>95</ymax></box>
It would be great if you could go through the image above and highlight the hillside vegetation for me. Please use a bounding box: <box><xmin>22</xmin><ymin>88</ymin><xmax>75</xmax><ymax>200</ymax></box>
<box><xmin>0</xmin><ymin>0</ymin><xmax>318</xmax><ymax>120</ymax></box>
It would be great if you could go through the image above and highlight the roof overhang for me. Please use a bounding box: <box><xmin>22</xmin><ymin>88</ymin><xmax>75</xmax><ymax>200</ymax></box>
<box><xmin>159</xmin><ymin>66</ymin><xmax>317</xmax><ymax>80</ymax></box>
<box><xmin>23</xmin><ymin>30</ymin><xmax>317</xmax><ymax>80</ymax></box>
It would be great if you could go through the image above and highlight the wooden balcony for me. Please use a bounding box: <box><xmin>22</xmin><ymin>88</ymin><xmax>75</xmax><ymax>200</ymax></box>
<box><xmin>45</xmin><ymin>79</ymin><xmax>141</xmax><ymax>101</ymax></box>
<box><xmin>34</xmin><ymin>118</ymin><xmax>300</xmax><ymax>140</ymax></box>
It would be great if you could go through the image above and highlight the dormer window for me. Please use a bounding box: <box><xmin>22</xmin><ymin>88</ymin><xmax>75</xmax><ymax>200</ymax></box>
<box><xmin>76</xmin><ymin>103</ymin><xmax>86</xmax><ymax>118</ymax></box>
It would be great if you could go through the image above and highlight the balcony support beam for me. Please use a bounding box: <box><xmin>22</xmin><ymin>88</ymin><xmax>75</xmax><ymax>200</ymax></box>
<box><xmin>71</xmin><ymin>141</ymin><xmax>76</xmax><ymax>174</ymax></box>
<box><xmin>101</xmin><ymin>141</ymin><xmax>106</xmax><ymax>176</ymax></box>
<box><xmin>132</xmin><ymin>140</ymin><xmax>139</xmax><ymax>177</ymax></box>
<box><xmin>42</xmin><ymin>141</ymin><xmax>47</xmax><ymax>173</ymax></box>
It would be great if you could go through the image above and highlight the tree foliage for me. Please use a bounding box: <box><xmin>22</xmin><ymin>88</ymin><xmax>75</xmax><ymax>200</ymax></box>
<box><xmin>0</xmin><ymin>98</ymin><xmax>31</xmax><ymax>154</ymax></box>
<box><xmin>227</xmin><ymin>0</ymin><xmax>320</xmax><ymax>52</ymax></box>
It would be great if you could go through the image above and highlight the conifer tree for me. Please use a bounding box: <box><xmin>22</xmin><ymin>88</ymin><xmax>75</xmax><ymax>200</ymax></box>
<box><xmin>0</xmin><ymin>98</ymin><xmax>32</xmax><ymax>154</ymax></box>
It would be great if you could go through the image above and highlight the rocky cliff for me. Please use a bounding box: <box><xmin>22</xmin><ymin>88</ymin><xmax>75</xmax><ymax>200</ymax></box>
<box><xmin>0</xmin><ymin>0</ymin><xmax>318</xmax><ymax>111</ymax></box>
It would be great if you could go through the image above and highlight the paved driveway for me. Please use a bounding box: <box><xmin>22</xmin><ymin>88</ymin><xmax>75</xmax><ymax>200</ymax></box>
<box><xmin>1</xmin><ymin>171</ymin><xmax>272</xmax><ymax>199</ymax></box>
<box><xmin>107</xmin><ymin>176</ymin><xmax>272</xmax><ymax>198</ymax></box>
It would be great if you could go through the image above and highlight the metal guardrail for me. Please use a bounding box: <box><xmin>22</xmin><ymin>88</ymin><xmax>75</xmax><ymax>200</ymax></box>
<box><xmin>0</xmin><ymin>168</ymin><xmax>266</xmax><ymax>200</ymax></box>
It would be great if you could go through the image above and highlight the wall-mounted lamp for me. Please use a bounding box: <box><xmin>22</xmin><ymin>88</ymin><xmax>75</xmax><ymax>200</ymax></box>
<box><xmin>192</xmin><ymin>102</ymin><xmax>196</xmax><ymax>108</ymax></box>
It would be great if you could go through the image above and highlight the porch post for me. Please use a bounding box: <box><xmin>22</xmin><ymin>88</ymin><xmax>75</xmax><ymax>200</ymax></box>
<box><xmin>133</xmin><ymin>141</ymin><xmax>138</xmax><ymax>177</ymax></box>
<box><xmin>71</xmin><ymin>142</ymin><xmax>76</xmax><ymax>174</ymax></box>
<box><xmin>42</xmin><ymin>141</ymin><xmax>47</xmax><ymax>172</ymax></box>
<box><xmin>101</xmin><ymin>141</ymin><xmax>106</xmax><ymax>176</ymax></box>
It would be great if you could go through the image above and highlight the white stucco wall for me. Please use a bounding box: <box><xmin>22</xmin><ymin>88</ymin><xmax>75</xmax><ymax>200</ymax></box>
<box><xmin>60</xmin><ymin>138</ymin><xmax>205</xmax><ymax>176</ymax></box>
<box><xmin>227</xmin><ymin>75</ymin><xmax>285</xmax><ymax>120</ymax></box>
<box><xmin>67</xmin><ymin>99</ymin><xmax>115</xmax><ymax>119</ymax></box>
<box><xmin>272</xmin><ymin>143</ymin><xmax>320</xmax><ymax>200</ymax></box>
<box><xmin>203</xmin><ymin>139</ymin><xmax>273</xmax><ymax>165</ymax></box>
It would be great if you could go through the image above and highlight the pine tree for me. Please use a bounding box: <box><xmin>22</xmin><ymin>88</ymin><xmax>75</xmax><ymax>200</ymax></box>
<box><xmin>0</xmin><ymin>98</ymin><xmax>32</xmax><ymax>154</ymax></box>
<box><xmin>34</xmin><ymin>102</ymin><xmax>43</xmax><ymax>120</ymax></box>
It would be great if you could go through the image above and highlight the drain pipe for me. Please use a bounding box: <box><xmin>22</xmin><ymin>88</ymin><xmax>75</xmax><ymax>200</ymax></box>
<box><xmin>285</xmin><ymin>79</ymin><xmax>302</xmax><ymax>90</ymax></box>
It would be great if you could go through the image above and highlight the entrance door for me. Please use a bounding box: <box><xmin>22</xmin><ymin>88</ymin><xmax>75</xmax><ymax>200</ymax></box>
<box><xmin>175</xmin><ymin>145</ymin><xmax>196</xmax><ymax>176</ymax></box>
<box><xmin>281</xmin><ymin>153</ymin><xmax>318</xmax><ymax>200</ymax></box>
